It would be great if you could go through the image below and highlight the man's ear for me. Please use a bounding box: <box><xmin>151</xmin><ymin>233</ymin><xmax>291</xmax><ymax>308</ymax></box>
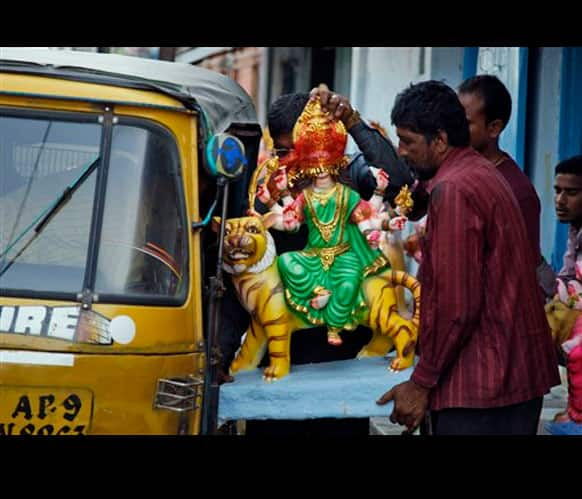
<box><xmin>434</xmin><ymin>130</ymin><xmax>449</xmax><ymax>154</ymax></box>
<box><xmin>211</xmin><ymin>216</ymin><xmax>222</xmax><ymax>233</ymax></box>
<box><xmin>487</xmin><ymin>119</ymin><xmax>504</xmax><ymax>140</ymax></box>
<box><xmin>261</xmin><ymin>211</ymin><xmax>278</xmax><ymax>230</ymax></box>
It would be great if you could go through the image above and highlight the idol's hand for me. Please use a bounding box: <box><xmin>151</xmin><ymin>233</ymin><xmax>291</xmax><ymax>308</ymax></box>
<box><xmin>283</xmin><ymin>206</ymin><xmax>300</xmax><ymax>231</ymax></box>
<box><xmin>365</xmin><ymin>229</ymin><xmax>382</xmax><ymax>250</ymax></box>
<box><xmin>273</xmin><ymin>168</ymin><xmax>288</xmax><ymax>192</ymax></box>
<box><xmin>389</xmin><ymin>216</ymin><xmax>408</xmax><ymax>231</ymax></box>
<box><xmin>370</xmin><ymin>167</ymin><xmax>390</xmax><ymax>191</ymax></box>
<box><xmin>257</xmin><ymin>183</ymin><xmax>271</xmax><ymax>204</ymax></box>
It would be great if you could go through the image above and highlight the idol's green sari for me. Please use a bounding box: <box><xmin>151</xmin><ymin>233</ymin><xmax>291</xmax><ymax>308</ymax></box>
<box><xmin>278</xmin><ymin>182</ymin><xmax>388</xmax><ymax>329</ymax></box>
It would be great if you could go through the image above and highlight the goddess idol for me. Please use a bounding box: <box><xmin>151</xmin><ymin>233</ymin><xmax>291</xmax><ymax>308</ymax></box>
<box><xmin>255</xmin><ymin>97</ymin><xmax>408</xmax><ymax>346</ymax></box>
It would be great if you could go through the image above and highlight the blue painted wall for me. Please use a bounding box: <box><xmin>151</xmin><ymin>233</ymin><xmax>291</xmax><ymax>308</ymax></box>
<box><xmin>526</xmin><ymin>48</ymin><xmax>563</xmax><ymax>264</ymax></box>
<box><xmin>552</xmin><ymin>47</ymin><xmax>582</xmax><ymax>271</ymax></box>
<box><xmin>462</xmin><ymin>47</ymin><xmax>479</xmax><ymax>80</ymax></box>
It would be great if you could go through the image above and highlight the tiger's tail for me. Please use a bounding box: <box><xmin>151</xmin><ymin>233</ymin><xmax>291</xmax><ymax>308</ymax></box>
<box><xmin>385</xmin><ymin>270</ymin><xmax>421</xmax><ymax>328</ymax></box>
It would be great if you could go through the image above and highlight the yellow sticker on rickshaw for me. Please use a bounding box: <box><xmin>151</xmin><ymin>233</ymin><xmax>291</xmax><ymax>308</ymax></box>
<box><xmin>0</xmin><ymin>386</ymin><xmax>93</xmax><ymax>435</ymax></box>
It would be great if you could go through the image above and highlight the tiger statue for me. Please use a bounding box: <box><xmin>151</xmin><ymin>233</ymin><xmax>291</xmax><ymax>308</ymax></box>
<box><xmin>546</xmin><ymin>299</ymin><xmax>582</xmax><ymax>348</ymax></box>
<box><xmin>213</xmin><ymin>213</ymin><xmax>420</xmax><ymax>381</ymax></box>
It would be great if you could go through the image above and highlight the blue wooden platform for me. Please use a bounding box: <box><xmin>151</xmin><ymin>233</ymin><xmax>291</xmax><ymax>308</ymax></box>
<box><xmin>545</xmin><ymin>420</ymin><xmax>582</xmax><ymax>435</ymax></box>
<box><xmin>218</xmin><ymin>355</ymin><xmax>415</xmax><ymax>423</ymax></box>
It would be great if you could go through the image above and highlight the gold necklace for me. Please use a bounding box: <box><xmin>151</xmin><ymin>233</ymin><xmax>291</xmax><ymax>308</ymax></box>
<box><xmin>310</xmin><ymin>183</ymin><xmax>338</xmax><ymax>206</ymax></box>
<box><xmin>492</xmin><ymin>153</ymin><xmax>505</xmax><ymax>167</ymax></box>
<box><xmin>305</xmin><ymin>184</ymin><xmax>343</xmax><ymax>242</ymax></box>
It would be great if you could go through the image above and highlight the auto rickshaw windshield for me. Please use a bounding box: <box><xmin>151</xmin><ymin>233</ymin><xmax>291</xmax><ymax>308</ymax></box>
<box><xmin>0</xmin><ymin>112</ymin><xmax>188</xmax><ymax>303</ymax></box>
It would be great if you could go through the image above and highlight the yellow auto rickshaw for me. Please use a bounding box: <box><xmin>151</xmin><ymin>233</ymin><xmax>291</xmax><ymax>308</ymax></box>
<box><xmin>0</xmin><ymin>48</ymin><xmax>261</xmax><ymax>435</ymax></box>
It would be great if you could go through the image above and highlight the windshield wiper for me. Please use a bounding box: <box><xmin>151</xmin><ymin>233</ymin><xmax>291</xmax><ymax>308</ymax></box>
<box><xmin>0</xmin><ymin>155</ymin><xmax>101</xmax><ymax>279</ymax></box>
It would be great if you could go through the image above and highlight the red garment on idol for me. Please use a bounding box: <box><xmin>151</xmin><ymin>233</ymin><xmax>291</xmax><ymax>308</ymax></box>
<box><xmin>565</xmin><ymin>316</ymin><xmax>582</xmax><ymax>423</ymax></box>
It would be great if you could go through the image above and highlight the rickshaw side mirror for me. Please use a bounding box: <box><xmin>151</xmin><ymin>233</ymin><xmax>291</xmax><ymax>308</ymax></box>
<box><xmin>204</xmin><ymin>133</ymin><xmax>248</xmax><ymax>181</ymax></box>
<box><xmin>192</xmin><ymin>134</ymin><xmax>248</xmax><ymax>230</ymax></box>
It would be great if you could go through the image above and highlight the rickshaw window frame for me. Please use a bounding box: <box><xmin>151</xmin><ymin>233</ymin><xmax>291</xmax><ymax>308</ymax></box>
<box><xmin>93</xmin><ymin>115</ymin><xmax>190</xmax><ymax>307</ymax></box>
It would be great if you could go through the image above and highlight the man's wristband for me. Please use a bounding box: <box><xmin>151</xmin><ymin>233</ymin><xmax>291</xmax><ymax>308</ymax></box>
<box><xmin>373</xmin><ymin>188</ymin><xmax>385</xmax><ymax>197</ymax></box>
<box><xmin>344</xmin><ymin>109</ymin><xmax>361</xmax><ymax>130</ymax></box>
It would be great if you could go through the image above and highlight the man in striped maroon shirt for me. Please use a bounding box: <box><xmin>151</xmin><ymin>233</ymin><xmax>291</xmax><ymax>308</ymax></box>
<box><xmin>376</xmin><ymin>81</ymin><xmax>560</xmax><ymax>435</ymax></box>
<box><xmin>458</xmin><ymin>74</ymin><xmax>556</xmax><ymax>298</ymax></box>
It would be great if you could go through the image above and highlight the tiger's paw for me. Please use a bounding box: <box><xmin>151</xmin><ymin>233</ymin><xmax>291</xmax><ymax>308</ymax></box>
<box><xmin>262</xmin><ymin>362</ymin><xmax>290</xmax><ymax>382</ymax></box>
<box><xmin>388</xmin><ymin>356</ymin><xmax>413</xmax><ymax>372</ymax></box>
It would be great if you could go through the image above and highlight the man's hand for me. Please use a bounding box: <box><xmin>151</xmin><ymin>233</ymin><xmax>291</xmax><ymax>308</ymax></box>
<box><xmin>310</xmin><ymin>83</ymin><xmax>361</xmax><ymax>129</ymax></box>
<box><xmin>376</xmin><ymin>380</ymin><xmax>430</xmax><ymax>434</ymax></box>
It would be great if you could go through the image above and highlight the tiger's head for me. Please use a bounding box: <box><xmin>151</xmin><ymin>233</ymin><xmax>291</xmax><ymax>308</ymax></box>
<box><xmin>212</xmin><ymin>213</ymin><xmax>278</xmax><ymax>275</ymax></box>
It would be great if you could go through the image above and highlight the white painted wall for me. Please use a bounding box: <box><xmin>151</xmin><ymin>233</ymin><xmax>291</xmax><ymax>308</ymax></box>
<box><xmin>431</xmin><ymin>47</ymin><xmax>464</xmax><ymax>88</ymax></box>
<box><xmin>349</xmin><ymin>47</ymin><xmax>425</xmax><ymax>145</ymax></box>
<box><xmin>349</xmin><ymin>47</ymin><xmax>464</xmax><ymax>145</ymax></box>
<box><xmin>476</xmin><ymin>47</ymin><xmax>526</xmax><ymax>163</ymax></box>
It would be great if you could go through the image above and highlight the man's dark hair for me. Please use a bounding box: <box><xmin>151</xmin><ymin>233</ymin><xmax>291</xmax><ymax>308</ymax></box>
<box><xmin>555</xmin><ymin>155</ymin><xmax>582</xmax><ymax>176</ymax></box>
<box><xmin>267</xmin><ymin>93</ymin><xmax>309</xmax><ymax>138</ymax></box>
<box><xmin>391</xmin><ymin>80</ymin><xmax>470</xmax><ymax>147</ymax></box>
<box><xmin>458</xmin><ymin>74</ymin><xmax>512</xmax><ymax>129</ymax></box>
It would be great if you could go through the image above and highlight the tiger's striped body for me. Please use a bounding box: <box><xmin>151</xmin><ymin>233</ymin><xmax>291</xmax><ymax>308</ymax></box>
<box><xmin>220</xmin><ymin>215</ymin><xmax>420</xmax><ymax>381</ymax></box>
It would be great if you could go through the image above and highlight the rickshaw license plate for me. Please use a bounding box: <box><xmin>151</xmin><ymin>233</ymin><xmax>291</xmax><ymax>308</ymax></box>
<box><xmin>0</xmin><ymin>387</ymin><xmax>93</xmax><ymax>435</ymax></box>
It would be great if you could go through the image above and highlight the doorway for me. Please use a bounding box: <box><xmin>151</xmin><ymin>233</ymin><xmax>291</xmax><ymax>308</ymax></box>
<box><xmin>310</xmin><ymin>48</ymin><xmax>336</xmax><ymax>89</ymax></box>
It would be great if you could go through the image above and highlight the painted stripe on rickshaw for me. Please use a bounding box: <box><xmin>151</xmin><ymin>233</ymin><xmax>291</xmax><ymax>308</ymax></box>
<box><xmin>0</xmin><ymin>350</ymin><xmax>74</xmax><ymax>366</ymax></box>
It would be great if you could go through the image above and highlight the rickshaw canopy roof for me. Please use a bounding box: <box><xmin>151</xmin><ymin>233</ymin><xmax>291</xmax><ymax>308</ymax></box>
<box><xmin>0</xmin><ymin>47</ymin><xmax>259</xmax><ymax>135</ymax></box>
